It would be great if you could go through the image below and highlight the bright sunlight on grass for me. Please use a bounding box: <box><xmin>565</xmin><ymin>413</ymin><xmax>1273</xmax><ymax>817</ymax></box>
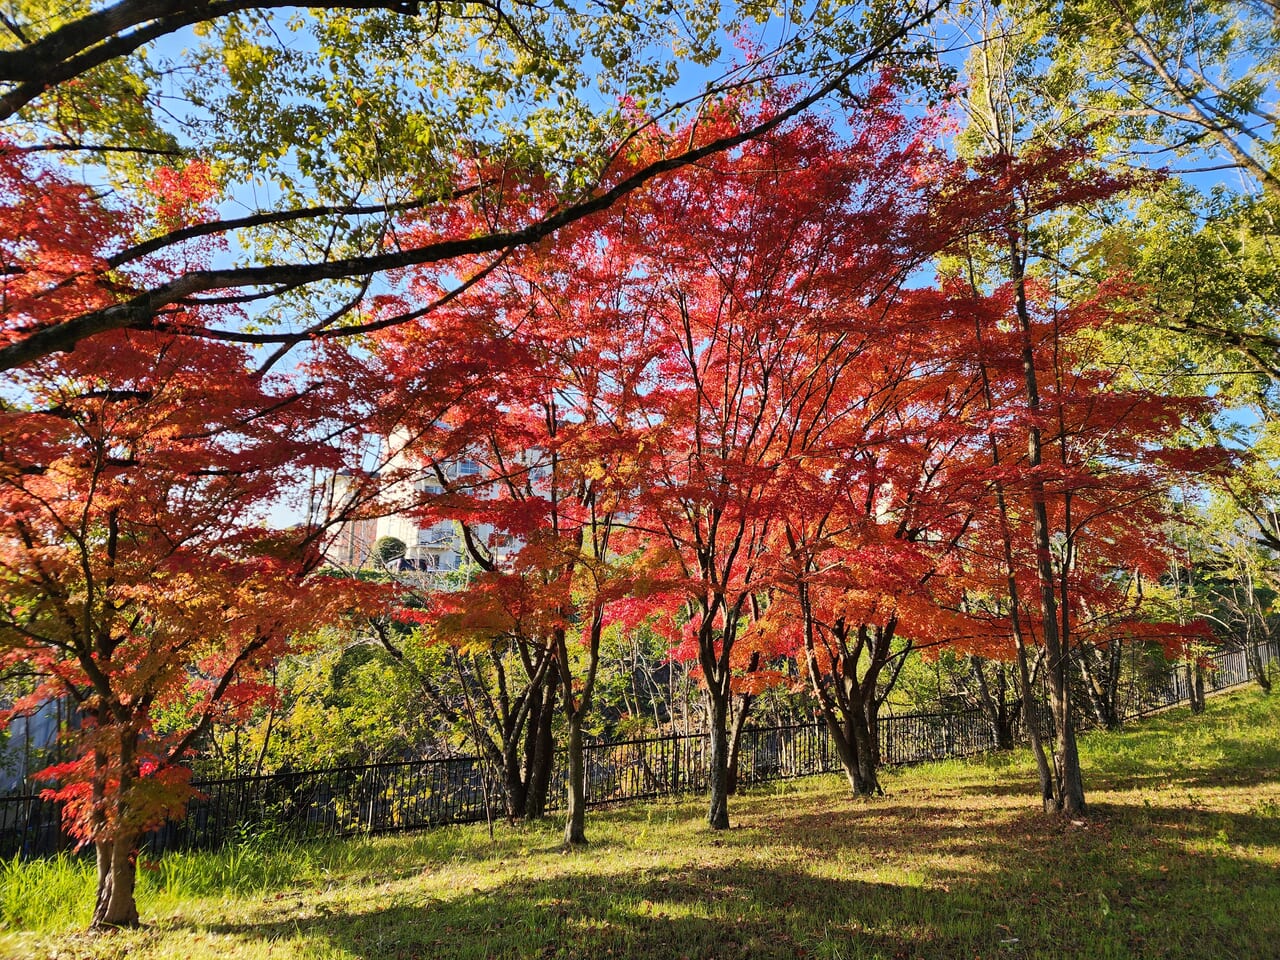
<box><xmin>3</xmin><ymin>690</ymin><xmax>1278</xmax><ymax>960</ymax></box>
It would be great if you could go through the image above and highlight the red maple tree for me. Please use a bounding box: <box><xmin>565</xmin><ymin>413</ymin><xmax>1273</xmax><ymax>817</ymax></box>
<box><xmin>600</xmin><ymin>89</ymin><xmax>978</xmax><ymax>828</ymax></box>
<box><xmin>0</xmin><ymin>145</ymin><xmax>365</xmax><ymax>927</ymax></box>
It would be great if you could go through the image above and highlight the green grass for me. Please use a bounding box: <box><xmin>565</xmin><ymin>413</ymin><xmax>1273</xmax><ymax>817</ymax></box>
<box><xmin>3</xmin><ymin>690</ymin><xmax>1279</xmax><ymax>960</ymax></box>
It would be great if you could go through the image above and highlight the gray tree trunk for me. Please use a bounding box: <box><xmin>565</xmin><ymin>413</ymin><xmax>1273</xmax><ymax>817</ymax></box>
<box><xmin>92</xmin><ymin>834</ymin><xmax>140</xmax><ymax>929</ymax></box>
<box><xmin>1013</xmin><ymin>233</ymin><xmax>1085</xmax><ymax>818</ymax></box>
<box><xmin>1249</xmin><ymin>643</ymin><xmax>1272</xmax><ymax>694</ymax></box>
<box><xmin>563</xmin><ymin>714</ymin><xmax>588</xmax><ymax>846</ymax></box>
<box><xmin>706</xmin><ymin>690</ymin><xmax>730</xmax><ymax>829</ymax></box>
<box><xmin>525</xmin><ymin>678</ymin><xmax>558</xmax><ymax>819</ymax></box>
<box><xmin>725</xmin><ymin>691</ymin><xmax>755</xmax><ymax>795</ymax></box>
<box><xmin>849</xmin><ymin>710</ymin><xmax>880</xmax><ymax>797</ymax></box>
<box><xmin>1188</xmin><ymin>661</ymin><xmax>1206</xmax><ymax>714</ymax></box>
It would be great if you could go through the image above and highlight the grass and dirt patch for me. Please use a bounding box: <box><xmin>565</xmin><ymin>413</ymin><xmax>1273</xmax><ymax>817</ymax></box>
<box><xmin>2</xmin><ymin>690</ymin><xmax>1278</xmax><ymax>960</ymax></box>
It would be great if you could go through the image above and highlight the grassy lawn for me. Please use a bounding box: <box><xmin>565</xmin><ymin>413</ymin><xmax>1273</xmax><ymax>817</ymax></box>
<box><xmin>3</xmin><ymin>690</ymin><xmax>1278</xmax><ymax>960</ymax></box>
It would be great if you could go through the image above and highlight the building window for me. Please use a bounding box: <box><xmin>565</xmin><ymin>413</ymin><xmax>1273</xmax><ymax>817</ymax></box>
<box><xmin>419</xmin><ymin>521</ymin><xmax>454</xmax><ymax>545</ymax></box>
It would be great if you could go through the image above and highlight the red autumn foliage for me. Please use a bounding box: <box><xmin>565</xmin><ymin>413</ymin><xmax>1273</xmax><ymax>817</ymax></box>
<box><xmin>349</xmin><ymin>86</ymin><xmax>1223</xmax><ymax>825</ymax></box>
<box><xmin>0</xmin><ymin>145</ymin><xmax>370</xmax><ymax>927</ymax></box>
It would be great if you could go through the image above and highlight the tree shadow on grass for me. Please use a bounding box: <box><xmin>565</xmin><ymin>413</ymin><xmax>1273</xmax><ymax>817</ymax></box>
<box><xmin>200</xmin><ymin>864</ymin><xmax>953</xmax><ymax>960</ymax></box>
<box><xmin>186</xmin><ymin>794</ymin><xmax>1280</xmax><ymax>960</ymax></box>
<box><xmin>133</xmin><ymin>694</ymin><xmax>1280</xmax><ymax>958</ymax></box>
<box><xmin>918</xmin><ymin>801</ymin><xmax>1280</xmax><ymax>960</ymax></box>
<box><xmin>938</xmin><ymin>761</ymin><xmax>1280</xmax><ymax>802</ymax></box>
<box><xmin>1084</xmin><ymin>735</ymin><xmax>1280</xmax><ymax>791</ymax></box>
<box><xmin>928</xmin><ymin>707</ymin><xmax>1280</xmax><ymax>802</ymax></box>
<box><xmin>762</xmin><ymin>797</ymin><xmax>1280</xmax><ymax>958</ymax></box>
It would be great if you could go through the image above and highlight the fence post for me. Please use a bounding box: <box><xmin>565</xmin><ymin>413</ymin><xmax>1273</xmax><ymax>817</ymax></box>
<box><xmin>670</xmin><ymin>734</ymin><xmax>679</xmax><ymax>795</ymax></box>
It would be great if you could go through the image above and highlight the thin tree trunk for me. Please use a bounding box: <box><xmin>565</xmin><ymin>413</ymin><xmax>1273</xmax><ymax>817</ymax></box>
<box><xmin>797</xmin><ymin>575</ymin><xmax>877</xmax><ymax>797</ymax></box>
<box><xmin>556</xmin><ymin>597</ymin><xmax>605</xmax><ymax>847</ymax></box>
<box><xmin>1107</xmin><ymin>640</ymin><xmax>1124</xmax><ymax>723</ymax></box>
<box><xmin>706</xmin><ymin>687</ymin><xmax>731</xmax><ymax>829</ymax></box>
<box><xmin>820</xmin><ymin>682</ymin><xmax>879</xmax><ymax>797</ymax></box>
<box><xmin>525</xmin><ymin>676</ymin><xmax>558</xmax><ymax>819</ymax></box>
<box><xmin>725</xmin><ymin>682</ymin><xmax>757</xmax><ymax>795</ymax></box>
<box><xmin>994</xmin><ymin>663</ymin><xmax>1015</xmax><ymax>750</ymax></box>
<box><xmin>849</xmin><ymin>703</ymin><xmax>881</xmax><ymax>797</ymax></box>
<box><xmin>89</xmin><ymin>723</ymin><xmax>141</xmax><ymax>929</ymax></box>
<box><xmin>725</xmin><ymin>711</ymin><xmax>744</xmax><ymax>795</ymax></box>
<box><xmin>1011</xmin><ymin>230</ymin><xmax>1086</xmax><ymax>817</ymax></box>
<box><xmin>92</xmin><ymin>833</ymin><xmax>140</xmax><ymax>929</ymax></box>
<box><xmin>1052</xmin><ymin>705</ymin><xmax>1085</xmax><ymax>815</ymax></box>
<box><xmin>1188</xmin><ymin>659</ymin><xmax>1207</xmax><ymax>713</ymax></box>
<box><xmin>1249</xmin><ymin>641</ymin><xmax>1272</xmax><ymax>694</ymax></box>
<box><xmin>996</xmin><ymin>700</ymin><xmax>1015</xmax><ymax>751</ymax></box>
<box><xmin>563</xmin><ymin>713</ymin><xmax>588</xmax><ymax>846</ymax></box>
<box><xmin>968</xmin><ymin>253</ymin><xmax>1056</xmax><ymax>810</ymax></box>
<box><xmin>521</xmin><ymin>676</ymin><xmax>547</xmax><ymax>818</ymax></box>
<box><xmin>1077</xmin><ymin>646</ymin><xmax>1121</xmax><ymax>730</ymax></box>
<box><xmin>816</xmin><ymin>708</ymin><xmax>862</xmax><ymax>796</ymax></box>
<box><xmin>1014</xmin><ymin>638</ymin><xmax>1055</xmax><ymax>810</ymax></box>
<box><xmin>865</xmin><ymin>693</ymin><xmax>883</xmax><ymax>769</ymax></box>
<box><xmin>503</xmin><ymin>737</ymin><xmax>529</xmax><ymax>819</ymax></box>
<box><xmin>971</xmin><ymin>658</ymin><xmax>1016</xmax><ymax>750</ymax></box>
<box><xmin>806</xmin><ymin>671</ymin><xmax>879</xmax><ymax>797</ymax></box>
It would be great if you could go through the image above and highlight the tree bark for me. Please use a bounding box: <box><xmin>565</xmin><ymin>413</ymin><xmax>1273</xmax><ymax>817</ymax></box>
<box><xmin>725</xmin><ymin>687</ymin><xmax>756</xmax><ymax>795</ymax></box>
<box><xmin>847</xmin><ymin>705</ymin><xmax>881</xmax><ymax>797</ymax></box>
<box><xmin>503</xmin><ymin>737</ymin><xmax>529</xmax><ymax>819</ymax></box>
<box><xmin>970</xmin><ymin>657</ymin><xmax>1017</xmax><ymax>750</ymax></box>
<box><xmin>1052</xmin><ymin>707</ymin><xmax>1085</xmax><ymax>815</ymax></box>
<box><xmin>1077</xmin><ymin>645</ymin><xmax>1122</xmax><ymax>730</ymax></box>
<box><xmin>1011</xmin><ymin>230</ymin><xmax>1086</xmax><ymax>818</ymax></box>
<box><xmin>563</xmin><ymin>713</ymin><xmax>588</xmax><ymax>846</ymax></box>
<box><xmin>524</xmin><ymin>676</ymin><xmax>557</xmax><ymax>819</ymax></box>
<box><xmin>89</xmin><ymin>724</ymin><xmax>141</xmax><ymax>928</ymax></box>
<box><xmin>705</xmin><ymin>688</ymin><xmax>731</xmax><ymax>829</ymax></box>
<box><xmin>970</xmin><ymin>275</ymin><xmax>1055</xmax><ymax>805</ymax></box>
<box><xmin>92</xmin><ymin>833</ymin><xmax>141</xmax><ymax>929</ymax></box>
<box><xmin>796</xmin><ymin>574</ymin><xmax>888</xmax><ymax>799</ymax></box>
<box><xmin>556</xmin><ymin>608</ymin><xmax>602</xmax><ymax>846</ymax></box>
<box><xmin>1249</xmin><ymin>642</ymin><xmax>1272</xmax><ymax>694</ymax></box>
<box><xmin>823</xmin><ymin>712</ymin><xmax>863</xmax><ymax>796</ymax></box>
<box><xmin>1014</xmin><ymin>639</ymin><xmax>1055</xmax><ymax>810</ymax></box>
<box><xmin>1188</xmin><ymin>660</ymin><xmax>1207</xmax><ymax>714</ymax></box>
<box><xmin>812</xmin><ymin>683</ymin><xmax>881</xmax><ymax>797</ymax></box>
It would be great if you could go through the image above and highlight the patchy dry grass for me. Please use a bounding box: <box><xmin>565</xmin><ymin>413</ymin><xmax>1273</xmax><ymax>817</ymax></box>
<box><xmin>3</xmin><ymin>689</ymin><xmax>1278</xmax><ymax>960</ymax></box>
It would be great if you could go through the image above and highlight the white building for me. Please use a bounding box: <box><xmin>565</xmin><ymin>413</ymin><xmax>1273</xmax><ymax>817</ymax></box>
<box><xmin>377</xmin><ymin>458</ymin><xmax>481</xmax><ymax>573</ymax></box>
<box><xmin>325</xmin><ymin>431</ymin><xmax>527</xmax><ymax>579</ymax></box>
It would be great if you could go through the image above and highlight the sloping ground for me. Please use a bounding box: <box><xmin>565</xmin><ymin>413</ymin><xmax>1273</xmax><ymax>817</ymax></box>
<box><xmin>3</xmin><ymin>690</ymin><xmax>1278</xmax><ymax>960</ymax></box>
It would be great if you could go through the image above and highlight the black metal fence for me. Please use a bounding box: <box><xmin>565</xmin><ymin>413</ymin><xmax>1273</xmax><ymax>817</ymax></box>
<box><xmin>3</xmin><ymin>640</ymin><xmax>1273</xmax><ymax>860</ymax></box>
<box><xmin>1124</xmin><ymin>641</ymin><xmax>1277</xmax><ymax>717</ymax></box>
